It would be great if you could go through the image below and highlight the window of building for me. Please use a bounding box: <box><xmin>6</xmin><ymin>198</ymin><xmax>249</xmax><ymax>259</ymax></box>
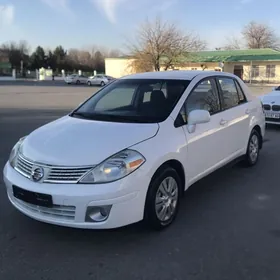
<box><xmin>252</xmin><ymin>65</ymin><xmax>260</xmax><ymax>78</ymax></box>
<box><xmin>266</xmin><ymin>65</ymin><xmax>276</xmax><ymax>78</ymax></box>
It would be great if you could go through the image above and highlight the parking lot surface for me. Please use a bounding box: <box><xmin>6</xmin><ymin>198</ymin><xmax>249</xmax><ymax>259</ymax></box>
<box><xmin>1</xmin><ymin>82</ymin><xmax>280</xmax><ymax>280</ymax></box>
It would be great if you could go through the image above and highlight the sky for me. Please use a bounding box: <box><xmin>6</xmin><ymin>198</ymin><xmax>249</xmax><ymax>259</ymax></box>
<box><xmin>0</xmin><ymin>0</ymin><xmax>279</xmax><ymax>53</ymax></box>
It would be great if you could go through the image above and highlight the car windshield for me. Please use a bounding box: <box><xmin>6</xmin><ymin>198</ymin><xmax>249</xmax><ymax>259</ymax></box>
<box><xmin>71</xmin><ymin>78</ymin><xmax>190</xmax><ymax>123</ymax></box>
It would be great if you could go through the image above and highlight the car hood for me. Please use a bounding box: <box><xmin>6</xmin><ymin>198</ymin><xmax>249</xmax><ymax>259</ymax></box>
<box><xmin>260</xmin><ymin>91</ymin><xmax>280</xmax><ymax>104</ymax></box>
<box><xmin>21</xmin><ymin>116</ymin><xmax>159</xmax><ymax>166</ymax></box>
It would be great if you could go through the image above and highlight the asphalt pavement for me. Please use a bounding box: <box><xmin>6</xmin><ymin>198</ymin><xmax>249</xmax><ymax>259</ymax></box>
<box><xmin>1</xmin><ymin>85</ymin><xmax>280</xmax><ymax>280</ymax></box>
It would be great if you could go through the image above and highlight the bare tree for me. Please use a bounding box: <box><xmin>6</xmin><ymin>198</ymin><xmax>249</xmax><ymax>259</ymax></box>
<box><xmin>108</xmin><ymin>49</ymin><xmax>122</xmax><ymax>58</ymax></box>
<box><xmin>242</xmin><ymin>21</ymin><xmax>280</xmax><ymax>49</ymax></box>
<box><xmin>85</xmin><ymin>45</ymin><xmax>122</xmax><ymax>58</ymax></box>
<box><xmin>223</xmin><ymin>36</ymin><xmax>243</xmax><ymax>50</ymax></box>
<box><xmin>128</xmin><ymin>17</ymin><xmax>206</xmax><ymax>72</ymax></box>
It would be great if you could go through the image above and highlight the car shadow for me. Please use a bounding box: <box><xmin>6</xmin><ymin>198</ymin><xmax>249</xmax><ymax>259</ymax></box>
<box><xmin>266</xmin><ymin>123</ymin><xmax>280</xmax><ymax>132</ymax></box>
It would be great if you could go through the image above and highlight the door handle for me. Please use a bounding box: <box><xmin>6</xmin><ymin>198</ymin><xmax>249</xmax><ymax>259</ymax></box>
<box><xmin>220</xmin><ymin>119</ymin><xmax>228</xmax><ymax>126</ymax></box>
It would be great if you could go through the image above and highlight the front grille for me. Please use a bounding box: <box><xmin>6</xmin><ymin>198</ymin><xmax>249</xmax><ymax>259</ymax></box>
<box><xmin>15</xmin><ymin>153</ymin><xmax>92</xmax><ymax>183</ymax></box>
<box><xmin>272</xmin><ymin>105</ymin><xmax>280</xmax><ymax>111</ymax></box>
<box><xmin>12</xmin><ymin>194</ymin><xmax>76</xmax><ymax>221</ymax></box>
<box><xmin>15</xmin><ymin>154</ymin><xmax>33</xmax><ymax>179</ymax></box>
<box><xmin>263</xmin><ymin>104</ymin><xmax>271</xmax><ymax>110</ymax></box>
<box><xmin>45</xmin><ymin>167</ymin><xmax>92</xmax><ymax>183</ymax></box>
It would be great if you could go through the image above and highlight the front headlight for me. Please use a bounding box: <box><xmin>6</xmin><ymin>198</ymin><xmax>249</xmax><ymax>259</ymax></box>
<box><xmin>9</xmin><ymin>137</ymin><xmax>26</xmax><ymax>168</ymax></box>
<box><xmin>79</xmin><ymin>149</ymin><xmax>145</xmax><ymax>184</ymax></box>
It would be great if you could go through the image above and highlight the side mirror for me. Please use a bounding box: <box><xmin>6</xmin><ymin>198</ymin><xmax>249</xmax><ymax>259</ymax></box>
<box><xmin>187</xmin><ymin>109</ymin><xmax>210</xmax><ymax>133</ymax></box>
<box><xmin>188</xmin><ymin>109</ymin><xmax>210</xmax><ymax>125</ymax></box>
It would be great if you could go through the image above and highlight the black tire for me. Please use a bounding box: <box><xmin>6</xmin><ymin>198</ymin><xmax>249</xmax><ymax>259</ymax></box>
<box><xmin>100</xmin><ymin>81</ymin><xmax>105</xmax><ymax>87</ymax></box>
<box><xmin>144</xmin><ymin>166</ymin><xmax>182</xmax><ymax>230</ymax></box>
<box><xmin>244</xmin><ymin>129</ymin><xmax>261</xmax><ymax>167</ymax></box>
<box><xmin>87</xmin><ymin>81</ymin><xmax>91</xmax><ymax>86</ymax></box>
<box><xmin>76</xmin><ymin>80</ymin><xmax>80</xmax><ymax>85</ymax></box>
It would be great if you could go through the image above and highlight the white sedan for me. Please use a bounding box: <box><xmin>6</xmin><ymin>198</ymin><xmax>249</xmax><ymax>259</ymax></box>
<box><xmin>259</xmin><ymin>86</ymin><xmax>280</xmax><ymax>125</ymax></box>
<box><xmin>65</xmin><ymin>74</ymin><xmax>88</xmax><ymax>84</ymax></box>
<box><xmin>3</xmin><ymin>71</ymin><xmax>265</xmax><ymax>230</ymax></box>
<box><xmin>87</xmin><ymin>75</ymin><xmax>109</xmax><ymax>86</ymax></box>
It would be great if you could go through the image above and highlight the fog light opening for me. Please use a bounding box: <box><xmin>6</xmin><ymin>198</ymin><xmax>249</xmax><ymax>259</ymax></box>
<box><xmin>85</xmin><ymin>205</ymin><xmax>112</xmax><ymax>223</ymax></box>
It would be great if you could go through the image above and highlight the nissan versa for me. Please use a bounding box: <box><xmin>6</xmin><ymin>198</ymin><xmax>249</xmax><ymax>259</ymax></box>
<box><xmin>3</xmin><ymin>71</ymin><xmax>265</xmax><ymax>230</ymax></box>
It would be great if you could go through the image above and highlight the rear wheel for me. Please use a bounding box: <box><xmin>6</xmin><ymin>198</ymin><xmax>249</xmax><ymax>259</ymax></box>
<box><xmin>144</xmin><ymin>166</ymin><xmax>182</xmax><ymax>230</ymax></box>
<box><xmin>244</xmin><ymin>129</ymin><xmax>261</xmax><ymax>166</ymax></box>
<box><xmin>100</xmin><ymin>81</ymin><xmax>105</xmax><ymax>87</ymax></box>
<box><xmin>76</xmin><ymin>80</ymin><xmax>80</xmax><ymax>85</ymax></box>
<box><xmin>87</xmin><ymin>81</ymin><xmax>91</xmax><ymax>86</ymax></box>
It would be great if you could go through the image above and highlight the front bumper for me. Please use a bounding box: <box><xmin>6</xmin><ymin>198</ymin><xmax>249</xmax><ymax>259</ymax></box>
<box><xmin>265</xmin><ymin>119</ymin><xmax>280</xmax><ymax>125</ymax></box>
<box><xmin>3</xmin><ymin>162</ymin><xmax>150</xmax><ymax>229</ymax></box>
<box><xmin>263</xmin><ymin>110</ymin><xmax>280</xmax><ymax>125</ymax></box>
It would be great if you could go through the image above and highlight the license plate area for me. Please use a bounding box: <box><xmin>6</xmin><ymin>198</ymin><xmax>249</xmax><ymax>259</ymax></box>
<box><xmin>265</xmin><ymin>112</ymin><xmax>280</xmax><ymax>119</ymax></box>
<box><xmin>13</xmin><ymin>185</ymin><xmax>53</xmax><ymax>207</ymax></box>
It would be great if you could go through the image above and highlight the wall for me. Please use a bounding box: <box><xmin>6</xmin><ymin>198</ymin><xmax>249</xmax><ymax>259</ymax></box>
<box><xmin>104</xmin><ymin>58</ymin><xmax>280</xmax><ymax>83</ymax></box>
<box><xmin>162</xmin><ymin>62</ymin><xmax>222</xmax><ymax>71</ymax></box>
<box><xmin>224</xmin><ymin>63</ymin><xmax>234</xmax><ymax>74</ymax></box>
<box><xmin>0</xmin><ymin>77</ymin><xmax>15</xmax><ymax>81</ymax></box>
<box><xmin>242</xmin><ymin>61</ymin><xmax>280</xmax><ymax>83</ymax></box>
<box><xmin>105</xmin><ymin>58</ymin><xmax>136</xmax><ymax>78</ymax></box>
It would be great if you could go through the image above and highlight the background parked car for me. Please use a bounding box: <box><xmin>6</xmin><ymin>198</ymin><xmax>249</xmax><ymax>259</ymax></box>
<box><xmin>87</xmin><ymin>75</ymin><xmax>110</xmax><ymax>86</ymax></box>
<box><xmin>65</xmin><ymin>74</ymin><xmax>88</xmax><ymax>84</ymax></box>
<box><xmin>259</xmin><ymin>85</ymin><xmax>280</xmax><ymax>125</ymax></box>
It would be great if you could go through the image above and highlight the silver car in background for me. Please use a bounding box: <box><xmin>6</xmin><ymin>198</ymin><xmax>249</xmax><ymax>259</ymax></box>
<box><xmin>65</xmin><ymin>74</ymin><xmax>88</xmax><ymax>85</ymax></box>
<box><xmin>87</xmin><ymin>75</ymin><xmax>111</xmax><ymax>86</ymax></box>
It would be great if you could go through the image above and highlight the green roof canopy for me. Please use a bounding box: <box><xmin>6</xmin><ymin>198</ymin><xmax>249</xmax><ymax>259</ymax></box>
<box><xmin>106</xmin><ymin>49</ymin><xmax>280</xmax><ymax>64</ymax></box>
<box><xmin>187</xmin><ymin>48</ymin><xmax>280</xmax><ymax>63</ymax></box>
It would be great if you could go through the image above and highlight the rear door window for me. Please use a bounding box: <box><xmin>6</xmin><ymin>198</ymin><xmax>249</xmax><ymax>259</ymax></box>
<box><xmin>186</xmin><ymin>78</ymin><xmax>221</xmax><ymax>116</ymax></box>
<box><xmin>218</xmin><ymin>77</ymin><xmax>240</xmax><ymax>110</ymax></box>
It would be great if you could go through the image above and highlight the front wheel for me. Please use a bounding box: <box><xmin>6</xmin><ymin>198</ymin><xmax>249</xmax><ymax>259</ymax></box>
<box><xmin>244</xmin><ymin>129</ymin><xmax>261</xmax><ymax>166</ymax></box>
<box><xmin>76</xmin><ymin>80</ymin><xmax>80</xmax><ymax>85</ymax></box>
<box><xmin>87</xmin><ymin>81</ymin><xmax>91</xmax><ymax>86</ymax></box>
<box><xmin>144</xmin><ymin>166</ymin><xmax>182</xmax><ymax>230</ymax></box>
<box><xmin>100</xmin><ymin>81</ymin><xmax>105</xmax><ymax>87</ymax></box>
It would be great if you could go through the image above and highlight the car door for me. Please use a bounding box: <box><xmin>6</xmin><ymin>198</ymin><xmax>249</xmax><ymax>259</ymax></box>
<box><xmin>216</xmin><ymin>76</ymin><xmax>250</xmax><ymax>156</ymax></box>
<box><xmin>81</xmin><ymin>75</ymin><xmax>87</xmax><ymax>83</ymax></box>
<box><xmin>177</xmin><ymin>77</ymin><xmax>227</xmax><ymax>183</ymax></box>
<box><xmin>90</xmin><ymin>76</ymin><xmax>97</xmax><ymax>85</ymax></box>
<box><xmin>95</xmin><ymin>75</ymin><xmax>102</xmax><ymax>84</ymax></box>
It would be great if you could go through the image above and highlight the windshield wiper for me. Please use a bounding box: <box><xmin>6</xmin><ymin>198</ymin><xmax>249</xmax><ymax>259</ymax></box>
<box><xmin>70</xmin><ymin>111</ymin><xmax>95</xmax><ymax>119</ymax></box>
<box><xmin>71</xmin><ymin>112</ymin><xmax>145</xmax><ymax>123</ymax></box>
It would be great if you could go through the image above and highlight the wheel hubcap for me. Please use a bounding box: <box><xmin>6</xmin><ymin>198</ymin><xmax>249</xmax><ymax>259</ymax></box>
<box><xmin>249</xmin><ymin>134</ymin><xmax>259</xmax><ymax>162</ymax></box>
<box><xmin>155</xmin><ymin>177</ymin><xmax>178</xmax><ymax>222</ymax></box>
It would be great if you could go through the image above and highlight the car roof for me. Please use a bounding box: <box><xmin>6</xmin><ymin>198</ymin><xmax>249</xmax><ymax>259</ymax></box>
<box><xmin>121</xmin><ymin>70</ymin><xmax>235</xmax><ymax>80</ymax></box>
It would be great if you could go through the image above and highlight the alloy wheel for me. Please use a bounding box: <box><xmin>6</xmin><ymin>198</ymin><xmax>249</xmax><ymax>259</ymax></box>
<box><xmin>249</xmin><ymin>134</ymin><xmax>259</xmax><ymax>163</ymax></box>
<box><xmin>155</xmin><ymin>177</ymin><xmax>179</xmax><ymax>222</ymax></box>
